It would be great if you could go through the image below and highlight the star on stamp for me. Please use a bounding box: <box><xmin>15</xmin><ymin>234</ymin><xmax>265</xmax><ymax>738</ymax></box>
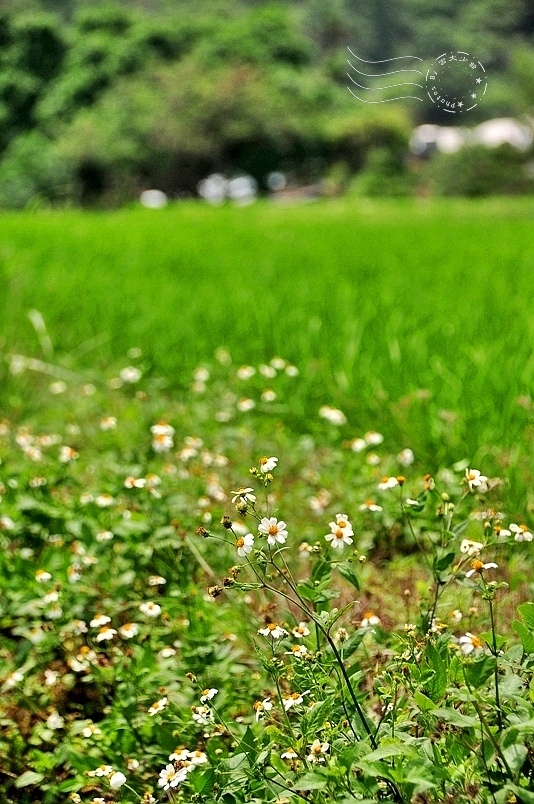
<box><xmin>425</xmin><ymin>51</ymin><xmax>487</xmax><ymax>114</ymax></box>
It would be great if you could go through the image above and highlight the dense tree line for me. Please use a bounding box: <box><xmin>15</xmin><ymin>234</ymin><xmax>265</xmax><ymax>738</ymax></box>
<box><xmin>0</xmin><ymin>0</ymin><xmax>532</xmax><ymax>205</ymax></box>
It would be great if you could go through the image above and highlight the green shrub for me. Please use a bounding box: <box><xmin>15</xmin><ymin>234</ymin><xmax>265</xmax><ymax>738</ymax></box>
<box><xmin>426</xmin><ymin>143</ymin><xmax>534</xmax><ymax>196</ymax></box>
<box><xmin>349</xmin><ymin>147</ymin><xmax>416</xmax><ymax>197</ymax></box>
<box><xmin>0</xmin><ymin>131</ymin><xmax>72</xmax><ymax>208</ymax></box>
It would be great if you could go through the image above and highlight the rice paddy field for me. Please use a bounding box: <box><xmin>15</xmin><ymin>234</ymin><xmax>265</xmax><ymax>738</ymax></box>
<box><xmin>2</xmin><ymin>199</ymin><xmax>534</xmax><ymax>484</ymax></box>
<box><xmin>1</xmin><ymin>198</ymin><xmax>534</xmax><ymax>803</ymax></box>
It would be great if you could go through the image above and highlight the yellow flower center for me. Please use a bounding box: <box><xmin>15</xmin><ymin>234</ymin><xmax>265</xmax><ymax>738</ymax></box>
<box><xmin>268</xmin><ymin>525</ymin><xmax>279</xmax><ymax>536</ymax></box>
<box><xmin>236</xmin><ymin>538</ymin><xmax>245</xmax><ymax>548</ymax></box>
<box><xmin>338</xmin><ymin>519</ymin><xmax>347</xmax><ymax>528</ymax></box>
<box><xmin>471</xmin><ymin>560</ymin><xmax>484</xmax><ymax>571</ymax></box>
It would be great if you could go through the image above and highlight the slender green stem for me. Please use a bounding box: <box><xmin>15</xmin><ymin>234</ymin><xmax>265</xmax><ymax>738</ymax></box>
<box><xmin>488</xmin><ymin>597</ymin><xmax>503</xmax><ymax>732</ymax></box>
<box><xmin>247</xmin><ymin>559</ymin><xmax>403</xmax><ymax>801</ymax></box>
<box><xmin>123</xmin><ymin>782</ymin><xmax>142</xmax><ymax>800</ymax></box>
<box><xmin>462</xmin><ymin>666</ymin><xmax>513</xmax><ymax>780</ymax></box>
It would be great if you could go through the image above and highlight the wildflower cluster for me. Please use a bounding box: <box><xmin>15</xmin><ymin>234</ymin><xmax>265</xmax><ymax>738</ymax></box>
<box><xmin>0</xmin><ymin>353</ymin><xmax>533</xmax><ymax>803</ymax></box>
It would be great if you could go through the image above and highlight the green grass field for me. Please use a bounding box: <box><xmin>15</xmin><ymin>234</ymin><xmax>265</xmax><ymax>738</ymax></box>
<box><xmin>1</xmin><ymin>198</ymin><xmax>534</xmax><ymax>501</ymax></box>
<box><xmin>2</xmin><ymin>198</ymin><xmax>534</xmax><ymax>803</ymax></box>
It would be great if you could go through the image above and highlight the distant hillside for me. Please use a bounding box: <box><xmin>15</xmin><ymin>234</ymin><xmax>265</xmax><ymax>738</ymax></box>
<box><xmin>0</xmin><ymin>0</ymin><xmax>532</xmax><ymax>205</ymax></box>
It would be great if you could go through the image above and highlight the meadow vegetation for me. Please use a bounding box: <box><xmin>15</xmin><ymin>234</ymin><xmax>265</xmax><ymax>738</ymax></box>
<box><xmin>0</xmin><ymin>1</ymin><xmax>534</xmax><ymax>205</ymax></box>
<box><xmin>0</xmin><ymin>200</ymin><xmax>533</xmax><ymax>802</ymax></box>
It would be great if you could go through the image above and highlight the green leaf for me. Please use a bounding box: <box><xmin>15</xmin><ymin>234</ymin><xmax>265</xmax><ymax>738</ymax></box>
<box><xmin>337</xmin><ymin>744</ymin><xmax>360</xmax><ymax>771</ymax></box>
<box><xmin>300</xmin><ymin>699</ymin><xmax>330</xmax><ymax>737</ymax></box>
<box><xmin>153</xmin><ymin>724</ymin><xmax>178</xmax><ymax>754</ymax></box>
<box><xmin>479</xmin><ymin>631</ymin><xmax>506</xmax><ymax>652</ymax></box>
<box><xmin>498</xmin><ymin>672</ymin><xmax>525</xmax><ymax>701</ymax></box>
<box><xmin>513</xmin><ymin>620</ymin><xmax>534</xmax><ymax>653</ymax></box>
<box><xmin>502</xmin><ymin>743</ymin><xmax>528</xmax><ymax>774</ymax></box>
<box><xmin>340</xmin><ymin>630</ymin><xmax>365</xmax><ymax>659</ymax></box>
<box><xmin>432</xmin><ymin>708</ymin><xmax>478</xmax><ymax>728</ymax></box>
<box><xmin>354</xmin><ymin>759</ymin><xmax>396</xmax><ymax>782</ymax></box>
<box><xmin>269</xmin><ymin>752</ymin><xmax>289</xmax><ymax>775</ymax></box>
<box><xmin>502</xmin><ymin>784</ymin><xmax>534</xmax><ymax>804</ymax></box>
<box><xmin>518</xmin><ymin>602</ymin><xmax>534</xmax><ymax>630</ymax></box>
<box><xmin>311</xmin><ymin>557</ymin><xmax>332</xmax><ymax>585</ymax></box>
<box><xmin>15</xmin><ymin>771</ymin><xmax>45</xmax><ymax>788</ymax></box>
<box><xmin>296</xmin><ymin>580</ymin><xmax>319</xmax><ymax>602</ymax></box>
<box><xmin>464</xmin><ymin>655</ymin><xmax>496</xmax><ymax>689</ymax></box>
<box><xmin>339</xmin><ymin>800</ymin><xmax>379</xmax><ymax>804</ymax></box>
<box><xmin>336</xmin><ymin>562</ymin><xmax>360</xmax><ymax>590</ymax></box>
<box><xmin>191</xmin><ymin>767</ymin><xmax>215</xmax><ymax>795</ymax></box>
<box><xmin>225</xmin><ymin>752</ymin><xmax>248</xmax><ymax>770</ymax></box>
<box><xmin>292</xmin><ymin>772</ymin><xmax>328</xmax><ymax>790</ymax></box>
<box><xmin>434</xmin><ymin>551</ymin><xmax>455</xmax><ymax>572</ymax></box>
<box><xmin>504</xmin><ymin>644</ymin><xmax>525</xmax><ymax>664</ymax></box>
<box><xmin>236</xmin><ymin>726</ymin><xmax>257</xmax><ymax>764</ymax></box>
<box><xmin>402</xmin><ymin>765</ymin><xmax>437</xmax><ymax>792</ymax></box>
<box><xmin>423</xmin><ymin>644</ymin><xmax>447</xmax><ymax>701</ymax></box>
<box><xmin>368</xmin><ymin>744</ymin><xmax>418</xmax><ymax>761</ymax></box>
<box><xmin>414</xmin><ymin>690</ymin><xmax>434</xmax><ymax>712</ymax></box>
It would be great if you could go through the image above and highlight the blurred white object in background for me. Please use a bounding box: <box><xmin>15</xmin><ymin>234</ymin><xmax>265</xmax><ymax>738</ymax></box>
<box><xmin>410</xmin><ymin>124</ymin><xmax>467</xmax><ymax>155</ymax></box>
<box><xmin>139</xmin><ymin>189</ymin><xmax>168</xmax><ymax>209</ymax></box>
<box><xmin>226</xmin><ymin>175</ymin><xmax>257</xmax><ymax>205</ymax></box>
<box><xmin>267</xmin><ymin>171</ymin><xmax>287</xmax><ymax>191</ymax></box>
<box><xmin>410</xmin><ymin>118</ymin><xmax>533</xmax><ymax>156</ymax></box>
<box><xmin>197</xmin><ymin>174</ymin><xmax>227</xmax><ymax>205</ymax></box>
<box><xmin>474</xmin><ymin>118</ymin><xmax>533</xmax><ymax>150</ymax></box>
<box><xmin>197</xmin><ymin>173</ymin><xmax>257</xmax><ymax>205</ymax></box>
<box><xmin>434</xmin><ymin>127</ymin><xmax>466</xmax><ymax>153</ymax></box>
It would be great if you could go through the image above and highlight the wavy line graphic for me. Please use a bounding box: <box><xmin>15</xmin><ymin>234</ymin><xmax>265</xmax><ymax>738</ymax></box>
<box><xmin>348</xmin><ymin>88</ymin><xmax>423</xmax><ymax>104</ymax></box>
<box><xmin>347</xmin><ymin>73</ymin><xmax>423</xmax><ymax>92</ymax></box>
<box><xmin>346</xmin><ymin>47</ymin><xmax>424</xmax><ymax>104</ymax></box>
<box><xmin>347</xmin><ymin>48</ymin><xmax>423</xmax><ymax>64</ymax></box>
<box><xmin>347</xmin><ymin>61</ymin><xmax>424</xmax><ymax>77</ymax></box>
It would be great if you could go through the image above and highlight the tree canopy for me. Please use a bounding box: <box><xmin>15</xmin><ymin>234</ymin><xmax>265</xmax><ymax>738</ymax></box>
<box><xmin>0</xmin><ymin>0</ymin><xmax>532</xmax><ymax>205</ymax></box>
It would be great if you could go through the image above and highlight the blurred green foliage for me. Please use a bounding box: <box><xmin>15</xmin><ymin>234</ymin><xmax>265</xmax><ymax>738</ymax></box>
<box><xmin>1</xmin><ymin>198</ymin><xmax>534</xmax><ymax>490</ymax></box>
<box><xmin>425</xmin><ymin>144</ymin><xmax>534</xmax><ymax>196</ymax></box>
<box><xmin>0</xmin><ymin>1</ymin><xmax>532</xmax><ymax>205</ymax></box>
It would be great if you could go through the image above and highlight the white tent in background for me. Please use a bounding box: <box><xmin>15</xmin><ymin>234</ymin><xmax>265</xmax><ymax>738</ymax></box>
<box><xmin>410</xmin><ymin>118</ymin><xmax>533</xmax><ymax>155</ymax></box>
<box><xmin>410</xmin><ymin>124</ymin><xmax>467</xmax><ymax>155</ymax></box>
<box><xmin>473</xmin><ymin>118</ymin><xmax>533</xmax><ymax>150</ymax></box>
